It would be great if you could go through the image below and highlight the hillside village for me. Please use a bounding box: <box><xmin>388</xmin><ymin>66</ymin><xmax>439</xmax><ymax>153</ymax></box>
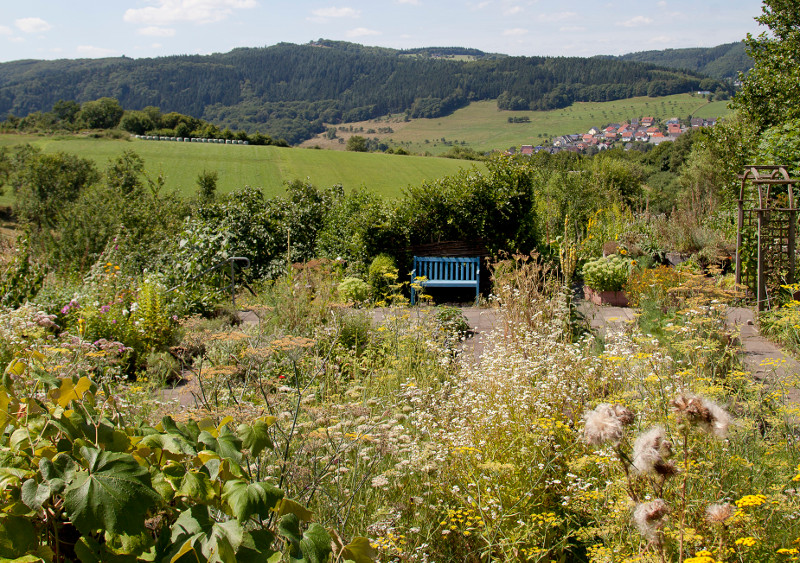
<box><xmin>510</xmin><ymin>114</ymin><xmax>718</xmax><ymax>156</ymax></box>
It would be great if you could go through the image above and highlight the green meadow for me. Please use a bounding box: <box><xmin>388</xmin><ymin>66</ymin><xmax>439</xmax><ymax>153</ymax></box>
<box><xmin>304</xmin><ymin>93</ymin><xmax>734</xmax><ymax>154</ymax></box>
<box><xmin>1</xmin><ymin>94</ymin><xmax>733</xmax><ymax>206</ymax></box>
<box><xmin>0</xmin><ymin>134</ymin><xmax>481</xmax><ymax>205</ymax></box>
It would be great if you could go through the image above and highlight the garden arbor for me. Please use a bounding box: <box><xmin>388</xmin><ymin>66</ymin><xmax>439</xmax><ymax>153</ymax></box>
<box><xmin>735</xmin><ymin>165</ymin><xmax>800</xmax><ymax>310</ymax></box>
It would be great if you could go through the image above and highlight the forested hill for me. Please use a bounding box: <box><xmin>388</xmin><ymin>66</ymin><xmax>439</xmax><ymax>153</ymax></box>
<box><xmin>613</xmin><ymin>42</ymin><xmax>751</xmax><ymax>80</ymax></box>
<box><xmin>0</xmin><ymin>40</ymin><xmax>732</xmax><ymax>144</ymax></box>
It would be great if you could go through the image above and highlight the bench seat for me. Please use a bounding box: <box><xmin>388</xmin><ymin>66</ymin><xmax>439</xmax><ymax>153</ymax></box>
<box><xmin>411</xmin><ymin>256</ymin><xmax>480</xmax><ymax>304</ymax></box>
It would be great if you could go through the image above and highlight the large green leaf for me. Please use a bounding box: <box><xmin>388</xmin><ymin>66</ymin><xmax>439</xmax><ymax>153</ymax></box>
<box><xmin>62</xmin><ymin>446</ymin><xmax>160</xmax><ymax>536</ymax></box>
<box><xmin>278</xmin><ymin>513</ymin><xmax>303</xmax><ymax>559</ymax></box>
<box><xmin>298</xmin><ymin>524</ymin><xmax>332</xmax><ymax>563</ymax></box>
<box><xmin>237</xmin><ymin>420</ymin><xmax>274</xmax><ymax>458</ymax></box>
<box><xmin>274</xmin><ymin>498</ymin><xmax>313</xmax><ymax>522</ymax></box>
<box><xmin>140</xmin><ymin>433</ymin><xmax>196</xmax><ymax>458</ymax></box>
<box><xmin>221</xmin><ymin>480</ymin><xmax>283</xmax><ymax>522</ymax></box>
<box><xmin>198</xmin><ymin>426</ymin><xmax>242</xmax><ymax>464</ymax></box>
<box><xmin>0</xmin><ymin>514</ymin><xmax>37</xmax><ymax>559</ymax></box>
<box><xmin>39</xmin><ymin>455</ymin><xmax>75</xmax><ymax>495</ymax></box>
<box><xmin>20</xmin><ymin>479</ymin><xmax>50</xmax><ymax>511</ymax></box>
<box><xmin>236</xmin><ymin>530</ymin><xmax>279</xmax><ymax>563</ymax></box>
<box><xmin>0</xmin><ymin>385</ymin><xmax>20</xmax><ymax>431</ymax></box>
<box><xmin>278</xmin><ymin>515</ymin><xmax>332</xmax><ymax>563</ymax></box>
<box><xmin>177</xmin><ymin>470</ymin><xmax>216</xmax><ymax>503</ymax></box>
<box><xmin>339</xmin><ymin>537</ymin><xmax>378</xmax><ymax>563</ymax></box>
<box><xmin>168</xmin><ymin>506</ymin><xmax>243</xmax><ymax>563</ymax></box>
<box><xmin>201</xmin><ymin>520</ymin><xmax>242</xmax><ymax>563</ymax></box>
<box><xmin>93</xmin><ymin>421</ymin><xmax>132</xmax><ymax>453</ymax></box>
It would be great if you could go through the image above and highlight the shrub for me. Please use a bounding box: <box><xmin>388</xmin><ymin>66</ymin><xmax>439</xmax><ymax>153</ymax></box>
<box><xmin>0</xmin><ymin>238</ymin><xmax>46</xmax><ymax>307</ymax></box>
<box><xmin>434</xmin><ymin>306</ymin><xmax>470</xmax><ymax>337</ymax></box>
<box><xmin>582</xmin><ymin>254</ymin><xmax>634</xmax><ymax>292</ymax></box>
<box><xmin>338</xmin><ymin>277</ymin><xmax>371</xmax><ymax>304</ymax></box>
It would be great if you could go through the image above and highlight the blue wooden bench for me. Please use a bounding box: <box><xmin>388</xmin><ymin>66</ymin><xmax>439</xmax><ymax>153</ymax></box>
<box><xmin>410</xmin><ymin>256</ymin><xmax>480</xmax><ymax>305</ymax></box>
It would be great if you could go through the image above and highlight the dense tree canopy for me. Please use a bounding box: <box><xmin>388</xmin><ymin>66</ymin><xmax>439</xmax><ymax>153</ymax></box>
<box><xmin>0</xmin><ymin>41</ymin><xmax>731</xmax><ymax>144</ymax></box>
<box><xmin>734</xmin><ymin>0</ymin><xmax>800</xmax><ymax>130</ymax></box>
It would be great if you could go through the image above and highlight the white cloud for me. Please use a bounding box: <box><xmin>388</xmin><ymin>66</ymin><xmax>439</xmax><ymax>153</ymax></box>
<box><xmin>124</xmin><ymin>0</ymin><xmax>257</xmax><ymax>26</ymax></box>
<box><xmin>469</xmin><ymin>2</ymin><xmax>491</xmax><ymax>11</ymax></box>
<box><xmin>138</xmin><ymin>26</ymin><xmax>176</xmax><ymax>37</ymax></box>
<box><xmin>647</xmin><ymin>34</ymin><xmax>675</xmax><ymax>46</ymax></box>
<box><xmin>152</xmin><ymin>42</ymin><xmax>163</xmax><ymax>48</ymax></box>
<box><xmin>503</xmin><ymin>6</ymin><xmax>524</xmax><ymax>15</ymax></box>
<box><xmin>0</xmin><ymin>25</ymin><xmax>13</xmax><ymax>36</ymax></box>
<box><xmin>619</xmin><ymin>16</ymin><xmax>654</xmax><ymax>27</ymax></box>
<box><xmin>536</xmin><ymin>12</ymin><xmax>577</xmax><ymax>23</ymax></box>
<box><xmin>503</xmin><ymin>28</ymin><xmax>528</xmax><ymax>36</ymax></box>
<box><xmin>559</xmin><ymin>25</ymin><xmax>586</xmax><ymax>33</ymax></box>
<box><xmin>15</xmin><ymin>18</ymin><xmax>52</xmax><ymax>34</ymax></box>
<box><xmin>311</xmin><ymin>7</ymin><xmax>360</xmax><ymax>18</ymax></box>
<box><xmin>76</xmin><ymin>45</ymin><xmax>118</xmax><ymax>57</ymax></box>
<box><xmin>346</xmin><ymin>27</ymin><xmax>380</xmax><ymax>38</ymax></box>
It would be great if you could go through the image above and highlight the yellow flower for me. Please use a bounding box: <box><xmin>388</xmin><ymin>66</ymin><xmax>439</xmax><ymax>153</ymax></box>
<box><xmin>735</xmin><ymin>536</ymin><xmax>758</xmax><ymax>547</ymax></box>
<box><xmin>736</xmin><ymin>494</ymin><xmax>767</xmax><ymax>508</ymax></box>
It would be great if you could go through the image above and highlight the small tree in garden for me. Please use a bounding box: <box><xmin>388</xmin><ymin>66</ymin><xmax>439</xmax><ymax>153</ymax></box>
<box><xmin>196</xmin><ymin>169</ymin><xmax>219</xmax><ymax>201</ymax></box>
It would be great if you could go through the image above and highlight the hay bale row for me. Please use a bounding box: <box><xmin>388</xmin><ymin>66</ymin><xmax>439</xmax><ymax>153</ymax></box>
<box><xmin>133</xmin><ymin>135</ymin><xmax>248</xmax><ymax>145</ymax></box>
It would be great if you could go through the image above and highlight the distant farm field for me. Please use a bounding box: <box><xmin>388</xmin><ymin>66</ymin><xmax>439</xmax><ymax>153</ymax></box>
<box><xmin>301</xmin><ymin>94</ymin><xmax>733</xmax><ymax>154</ymax></box>
<box><xmin>0</xmin><ymin>134</ymin><xmax>481</xmax><ymax>205</ymax></box>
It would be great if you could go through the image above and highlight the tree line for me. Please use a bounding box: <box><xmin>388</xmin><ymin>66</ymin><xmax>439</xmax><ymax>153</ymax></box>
<box><xmin>0</xmin><ymin>41</ymin><xmax>733</xmax><ymax>145</ymax></box>
<box><xmin>613</xmin><ymin>42</ymin><xmax>752</xmax><ymax>81</ymax></box>
<box><xmin>0</xmin><ymin>97</ymin><xmax>289</xmax><ymax>147</ymax></box>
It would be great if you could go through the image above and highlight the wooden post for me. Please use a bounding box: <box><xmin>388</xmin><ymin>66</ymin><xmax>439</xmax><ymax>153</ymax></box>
<box><xmin>757</xmin><ymin>209</ymin><xmax>767</xmax><ymax>311</ymax></box>
<box><xmin>789</xmin><ymin>210</ymin><xmax>796</xmax><ymax>285</ymax></box>
<box><xmin>230</xmin><ymin>259</ymin><xmax>236</xmax><ymax>309</ymax></box>
<box><xmin>736</xmin><ymin>197</ymin><xmax>744</xmax><ymax>284</ymax></box>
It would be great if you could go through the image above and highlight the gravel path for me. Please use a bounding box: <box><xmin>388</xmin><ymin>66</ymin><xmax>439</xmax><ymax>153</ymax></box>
<box><xmin>161</xmin><ymin>301</ymin><xmax>800</xmax><ymax>409</ymax></box>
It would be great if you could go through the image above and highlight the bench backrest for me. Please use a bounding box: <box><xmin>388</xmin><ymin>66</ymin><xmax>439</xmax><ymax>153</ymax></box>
<box><xmin>413</xmin><ymin>256</ymin><xmax>479</xmax><ymax>282</ymax></box>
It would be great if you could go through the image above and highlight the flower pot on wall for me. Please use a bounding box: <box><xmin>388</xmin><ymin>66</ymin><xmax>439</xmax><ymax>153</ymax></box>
<box><xmin>584</xmin><ymin>286</ymin><xmax>629</xmax><ymax>307</ymax></box>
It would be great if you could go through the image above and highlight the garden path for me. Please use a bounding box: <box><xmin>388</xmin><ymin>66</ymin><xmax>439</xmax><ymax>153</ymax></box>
<box><xmin>161</xmin><ymin>303</ymin><xmax>800</xmax><ymax>410</ymax></box>
<box><xmin>368</xmin><ymin>306</ymin><xmax>497</xmax><ymax>364</ymax></box>
<box><xmin>580</xmin><ymin>301</ymin><xmax>800</xmax><ymax>407</ymax></box>
<box><xmin>726</xmin><ymin>307</ymin><xmax>800</xmax><ymax>406</ymax></box>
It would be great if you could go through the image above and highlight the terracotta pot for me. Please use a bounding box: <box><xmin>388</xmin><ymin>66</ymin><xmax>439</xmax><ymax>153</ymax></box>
<box><xmin>584</xmin><ymin>286</ymin><xmax>629</xmax><ymax>307</ymax></box>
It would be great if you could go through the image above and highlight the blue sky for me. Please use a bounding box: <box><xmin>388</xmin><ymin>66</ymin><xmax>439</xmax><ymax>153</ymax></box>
<box><xmin>0</xmin><ymin>0</ymin><xmax>765</xmax><ymax>62</ymax></box>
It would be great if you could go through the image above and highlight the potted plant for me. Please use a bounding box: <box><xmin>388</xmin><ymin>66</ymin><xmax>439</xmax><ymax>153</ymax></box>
<box><xmin>581</xmin><ymin>254</ymin><xmax>633</xmax><ymax>306</ymax></box>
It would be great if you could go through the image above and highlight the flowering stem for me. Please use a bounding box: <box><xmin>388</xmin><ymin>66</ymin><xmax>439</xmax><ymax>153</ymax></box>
<box><xmin>615</xmin><ymin>446</ymin><xmax>639</xmax><ymax>503</ymax></box>
<box><xmin>678</xmin><ymin>426</ymin><xmax>690</xmax><ymax>563</ymax></box>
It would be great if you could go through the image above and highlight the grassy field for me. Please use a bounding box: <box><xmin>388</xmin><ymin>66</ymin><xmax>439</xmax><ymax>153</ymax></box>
<box><xmin>0</xmin><ymin>134</ymin><xmax>481</xmax><ymax>205</ymax></box>
<box><xmin>301</xmin><ymin>93</ymin><xmax>733</xmax><ymax>154</ymax></box>
<box><xmin>0</xmin><ymin>93</ymin><xmax>733</xmax><ymax>206</ymax></box>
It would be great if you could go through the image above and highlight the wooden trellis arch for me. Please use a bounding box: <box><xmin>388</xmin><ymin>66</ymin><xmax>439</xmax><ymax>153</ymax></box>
<box><xmin>735</xmin><ymin>165</ymin><xmax>800</xmax><ymax>310</ymax></box>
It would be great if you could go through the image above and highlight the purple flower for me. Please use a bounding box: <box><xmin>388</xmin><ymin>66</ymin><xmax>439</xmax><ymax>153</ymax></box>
<box><xmin>111</xmin><ymin>319</ymin><xmax>117</xmax><ymax>324</ymax></box>
<box><xmin>100</xmin><ymin>305</ymin><xmax>110</xmax><ymax>314</ymax></box>
<box><xmin>61</xmin><ymin>305</ymin><xmax>70</xmax><ymax>314</ymax></box>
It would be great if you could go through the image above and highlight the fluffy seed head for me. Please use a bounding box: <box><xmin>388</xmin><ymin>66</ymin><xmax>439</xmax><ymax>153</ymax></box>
<box><xmin>706</xmin><ymin>503</ymin><xmax>736</xmax><ymax>524</ymax></box>
<box><xmin>671</xmin><ymin>394</ymin><xmax>732</xmax><ymax>438</ymax></box>
<box><xmin>633</xmin><ymin>499</ymin><xmax>669</xmax><ymax>540</ymax></box>
<box><xmin>632</xmin><ymin>426</ymin><xmax>675</xmax><ymax>477</ymax></box>
<box><xmin>583</xmin><ymin>403</ymin><xmax>632</xmax><ymax>446</ymax></box>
